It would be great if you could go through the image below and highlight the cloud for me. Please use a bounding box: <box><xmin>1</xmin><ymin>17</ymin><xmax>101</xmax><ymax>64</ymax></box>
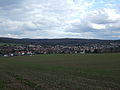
<box><xmin>67</xmin><ymin>8</ymin><xmax>120</xmax><ymax>39</ymax></box>
<box><xmin>0</xmin><ymin>0</ymin><xmax>21</xmax><ymax>7</ymax></box>
<box><xmin>0</xmin><ymin>0</ymin><xmax>120</xmax><ymax>39</ymax></box>
<box><xmin>112</xmin><ymin>35</ymin><xmax>120</xmax><ymax>38</ymax></box>
<box><xmin>90</xmin><ymin>23</ymin><xmax>106</xmax><ymax>30</ymax></box>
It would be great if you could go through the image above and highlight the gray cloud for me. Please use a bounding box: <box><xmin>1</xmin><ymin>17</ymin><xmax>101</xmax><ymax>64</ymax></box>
<box><xmin>0</xmin><ymin>0</ymin><xmax>21</xmax><ymax>6</ymax></box>
<box><xmin>0</xmin><ymin>0</ymin><xmax>120</xmax><ymax>39</ymax></box>
<box><xmin>66</xmin><ymin>8</ymin><xmax>120</xmax><ymax>39</ymax></box>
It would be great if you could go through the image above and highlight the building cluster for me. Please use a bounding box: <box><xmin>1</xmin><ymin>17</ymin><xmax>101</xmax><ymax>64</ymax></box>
<box><xmin>0</xmin><ymin>43</ymin><xmax>120</xmax><ymax>57</ymax></box>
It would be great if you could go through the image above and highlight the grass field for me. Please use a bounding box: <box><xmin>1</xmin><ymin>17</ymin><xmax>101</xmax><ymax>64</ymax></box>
<box><xmin>0</xmin><ymin>53</ymin><xmax>120</xmax><ymax>90</ymax></box>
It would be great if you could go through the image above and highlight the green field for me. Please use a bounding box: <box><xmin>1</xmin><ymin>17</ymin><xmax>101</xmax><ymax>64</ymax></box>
<box><xmin>0</xmin><ymin>53</ymin><xmax>120</xmax><ymax>90</ymax></box>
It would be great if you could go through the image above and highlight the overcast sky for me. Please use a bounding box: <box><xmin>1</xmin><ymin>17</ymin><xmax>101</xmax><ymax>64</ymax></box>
<box><xmin>0</xmin><ymin>0</ymin><xmax>120</xmax><ymax>39</ymax></box>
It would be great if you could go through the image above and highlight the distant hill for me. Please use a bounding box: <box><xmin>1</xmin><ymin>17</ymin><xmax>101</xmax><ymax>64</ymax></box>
<box><xmin>0</xmin><ymin>37</ymin><xmax>120</xmax><ymax>46</ymax></box>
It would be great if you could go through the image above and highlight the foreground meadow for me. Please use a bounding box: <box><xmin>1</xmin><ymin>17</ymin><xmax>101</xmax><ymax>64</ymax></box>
<box><xmin>0</xmin><ymin>53</ymin><xmax>120</xmax><ymax>90</ymax></box>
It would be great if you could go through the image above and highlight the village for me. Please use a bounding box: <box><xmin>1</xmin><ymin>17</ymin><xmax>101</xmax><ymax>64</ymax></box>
<box><xmin>0</xmin><ymin>42</ymin><xmax>120</xmax><ymax>57</ymax></box>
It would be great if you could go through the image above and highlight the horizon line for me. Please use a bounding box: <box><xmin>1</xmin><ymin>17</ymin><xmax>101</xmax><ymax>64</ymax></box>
<box><xmin>0</xmin><ymin>37</ymin><xmax>120</xmax><ymax>41</ymax></box>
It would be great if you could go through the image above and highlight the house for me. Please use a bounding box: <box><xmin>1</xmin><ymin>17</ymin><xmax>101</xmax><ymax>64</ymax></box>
<box><xmin>4</xmin><ymin>54</ymin><xmax>8</xmax><ymax>57</ymax></box>
<box><xmin>10</xmin><ymin>54</ymin><xmax>14</xmax><ymax>57</ymax></box>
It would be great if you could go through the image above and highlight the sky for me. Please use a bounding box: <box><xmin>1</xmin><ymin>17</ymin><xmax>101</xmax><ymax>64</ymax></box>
<box><xmin>0</xmin><ymin>0</ymin><xmax>120</xmax><ymax>39</ymax></box>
